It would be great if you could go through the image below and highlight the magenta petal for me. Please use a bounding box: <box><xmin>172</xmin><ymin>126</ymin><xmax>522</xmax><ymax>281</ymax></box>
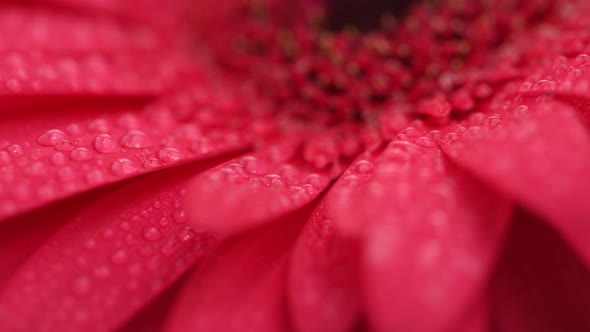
<box><xmin>490</xmin><ymin>210</ymin><xmax>590</xmax><ymax>332</ymax></box>
<box><xmin>165</xmin><ymin>208</ymin><xmax>312</xmax><ymax>332</ymax></box>
<box><xmin>288</xmin><ymin>201</ymin><xmax>362</xmax><ymax>332</ymax></box>
<box><xmin>0</xmin><ymin>51</ymin><xmax>195</xmax><ymax>97</ymax></box>
<box><xmin>186</xmin><ymin>142</ymin><xmax>331</xmax><ymax>236</ymax></box>
<box><xmin>0</xmin><ymin>3</ymin><xmax>165</xmax><ymax>52</ymax></box>
<box><xmin>0</xmin><ymin>88</ymin><xmax>250</xmax><ymax>221</ymax></box>
<box><xmin>0</xmin><ymin>165</ymin><xmax>213</xmax><ymax>332</ymax></box>
<box><xmin>441</xmin><ymin>100</ymin><xmax>590</xmax><ymax>265</ymax></box>
<box><xmin>352</xmin><ymin>141</ymin><xmax>510</xmax><ymax>332</ymax></box>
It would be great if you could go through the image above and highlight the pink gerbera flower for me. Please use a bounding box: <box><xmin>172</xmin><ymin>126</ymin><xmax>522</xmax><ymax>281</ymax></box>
<box><xmin>1</xmin><ymin>0</ymin><xmax>590</xmax><ymax>331</ymax></box>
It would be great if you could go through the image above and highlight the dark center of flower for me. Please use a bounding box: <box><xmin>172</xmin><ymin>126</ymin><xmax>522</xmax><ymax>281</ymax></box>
<box><xmin>200</xmin><ymin>0</ymin><xmax>554</xmax><ymax>169</ymax></box>
<box><xmin>326</xmin><ymin>0</ymin><xmax>416</xmax><ymax>31</ymax></box>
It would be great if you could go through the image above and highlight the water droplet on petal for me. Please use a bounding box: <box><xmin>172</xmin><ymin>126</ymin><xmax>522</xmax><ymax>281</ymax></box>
<box><xmin>85</xmin><ymin>170</ymin><xmax>104</xmax><ymax>185</ymax></box>
<box><xmin>50</xmin><ymin>152</ymin><xmax>66</xmax><ymax>166</ymax></box>
<box><xmin>70</xmin><ymin>147</ymin><xmax>94</xmax><ymax>161</ymax></box>
<box><xmin>172</xmin><ymin>210</ymin><xmax>186</xmax><ymax>223</ymax></box>
<box><xmin>54</xmin><ymin>140</ymin><xmax>75</xmax><ymax>152</ymax></box>
<box><xmin>177</xmin><ymin>227</ymin><xmax>196</xmax><ymax>242</ymax></box>
<box><xmin>353</xmin><ymin>159</ymin><xmax>375</xmax><ymax>174</ymax></box>
<box><xmin>72</xmin><ymin>276</ymin><xmax>90</xmax><ymax>295</ymax></box>
<box><xmin>157</xmin><ymin>147</ymin><xmax>183</xmax><ymax>163</ymax></box>
<box><xmin>92</xmin><ymin>134</ymin><xmax>118</xmax><ymax>153</ymax></box>
<box><xmin>88</xmin><ymin>119</ymin><xmax>110</xmax><ymax>133</ymax></box>
<box><xmin>142</xmin><ymin>158</ymin><xmax>162</xmax><ymax>169</ymax></box>
<box><xmin>111</xmin><ymin>158</ymin><xmax>139</xmax><ymax>176</ymax></box>
<box><xmin>111</xmin><ymin>249</ymin><xmax>128</xmax><ymax>264</ymax></box>
<box><xmin>142</xmin><ymin>226</ymin><xmax>162</xmax><ymax>241</ymax></box>
<box><xmin>120</xmin><ymin>130</ymin><xmax>152</xmax><ymax>149</ymax></box>
<box><xmin>7</xmin><ymin>144</ymin><xmax>24</xmax><ymax>157</ymax></box>
<box><xmin>37</xmin><ymin>129</ymin><xmax>68</xmax><ymax>147</ymax></box>
<box><xmin>66</xmin><ymin>123</ymin><xmax>83</xmax><ymax>136</ymax></box>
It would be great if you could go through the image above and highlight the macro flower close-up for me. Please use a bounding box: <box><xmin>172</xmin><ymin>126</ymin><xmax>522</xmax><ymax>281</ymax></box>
<box><xmin>1</xmin><ymin>0</ymin><xmax>590</xmax><ymax>331</ymax></box>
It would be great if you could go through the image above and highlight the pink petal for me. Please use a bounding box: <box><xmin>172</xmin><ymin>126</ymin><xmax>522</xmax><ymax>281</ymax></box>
<box><xmin>0</xmin><ymin>87</ymin><xmax>251</xmax><ymax>220</ymax></box>
<box><xmin>490</xmin><ymin>210</ymin><xmax>590</xmax><ymax>332</ymax></box>
<box><xmin>287</xmin><ymin>201</ymin><xmax>362</xmax><ymax>332</ymax></box>
<box><xmin>452</xmin><ymin>296</ymin><xmax>489</xmax><ymax>332</ymax></box>
<box><xmin>186</xmin><ymin>141</ymin><xmax>331</xmax><ymax>236</ymax></box>
<box><xmin>325</xmin><ymin>155</ymin><xmax>378</xmax><ymax>236</ymax></box>
<box><xmin>0</xmin><ymin>164</ymin><xmax>214</xmax><ymax>331</ymax></box>
<box><xmin>165</xmin><ymin>207</ymin><xmax>314</xmax><ymax>332</ymax></box>
<box><xmin>117</xmin><ymin>277</ymin><xmax>186</xmax><ymax>332</ymax></box>
<box><xmin>441</xmin><ymin>100</ymin><xmax>590</xmax><ymax>264</ymax></box>
<box><xmin>0</xmin><ymin>3</ymin><xmax>165</xmax><ymax>52</ymax></box>
<box><xmin>349</xmin><ymin>140</ymin><xmax>511</xmax><ymax>332</ymax></box>
<box><xmin>0</xmin><ymin>51</ymin><xmax>195</xmax><ymax>97</ymax></box>
<box><xmin>40</xmin><ymin>0</ymin><xmax>196</xmax><ymax>26</ymax></box>
<box><xmin>0</xmin><ymin>185</ymin><xmax>119</xmax><ymax>291</ymax></box>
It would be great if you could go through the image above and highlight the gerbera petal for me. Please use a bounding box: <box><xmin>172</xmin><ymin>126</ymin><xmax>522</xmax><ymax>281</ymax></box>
<box><xmin>0</xmin><ymin>185</ymin><xmax>119</xmax><ymax>291</ymax></box>
<box><xmin>186</xmin><ymin>141</ymin><xmax>331</xmax><ymax>236</ymax></box>
<box><xmin>0</xmin><ymin>3</ymin><xmax>164</xmax><ymax>52</ymax></box>
<box><xmin>0</xmin><ymin>51</ymin><xmax>194</xmax><ymax>98</ymax></box>
<box><xmin>0</xmin><ymin>164</ymin><xmax>214</xmax><ymax>332</ymax></box>
<box><xmin>441</xmin><ymin>100</ymin><xmax>590</xmax><ymax>264</ymax></box>
<box><xmin>165</xmin><ymin>207</ymin><xmax>313</xmax><ymax>332</ymax></box>
<box><xmin>453</xmin><ymin>296</ymin><xmax>489</xmax><ymax>332</ymax></box>
<box><xmin>490</xmin><ymin>209</ymin><xmax>590</xmax><ymax>332</ymax></box>
<box><xmin>346</xmin><ymin>140</ymin><xmax>511</xmax><ymax>332</ymax></box>
<box><xmin>287</xmin><ymin>201</ymin><xmax>362</xmax><ymax>332</ymax></box>
<box><xmin>510</xmin><ymin>54</ymin><xmax>590</xmax><ymax>126</ymax></box>
<box><xmin>0</xmin><ymin>88</ymin><xmax>251</xmax><ymax>220</ymax></box>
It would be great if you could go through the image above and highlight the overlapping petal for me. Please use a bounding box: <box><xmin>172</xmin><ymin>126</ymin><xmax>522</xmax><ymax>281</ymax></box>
<box><xmin>336</xmin><ymin>140</ymin><xmax>511</xmax><ymax>332</ymax></box>
<box><xmin>0</xmin><ymin>86</ymin><xmax>251</xmax><ymax>220</ymax></box>
<box><xmin>441</xmin><ymin>100</ymin><xmax>590</xmax><ymax>265</ymax></box>
<box><xmin>0</xmin><ymin>164</ymin><xmax>214</xmax><ymax>332</ymax></box>
<box><xmin>490</xmin><ymin>210</ymin><xmax>590</xmax><ymax>332</ymax></box>
<box><xmin>287</xmin><ymin>202</ymin><xmax>362</xmax><ymax>332</ymax></box>
<box><xmin>186</xmin><ymin>141</ymin><xmax>331</xmax><ymax>236</ymax></box>
<box><xmin>165</xmin><ymin>207</ymin><xmax>315</xmax><ymax>332</ymax></box>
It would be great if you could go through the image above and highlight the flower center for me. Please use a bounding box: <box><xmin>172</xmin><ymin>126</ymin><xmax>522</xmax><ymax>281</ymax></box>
<box><xmin>199</xmin><ymin>0</ymin><xmax>553</xmax><ymax>169</ymax></box>
<box><xmin>326</xmin><ymin>0</ymin><xmax>415</xmax><ymax>31</ymax></box>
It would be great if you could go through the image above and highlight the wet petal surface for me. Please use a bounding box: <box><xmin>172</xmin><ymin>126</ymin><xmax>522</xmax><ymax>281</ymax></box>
<box><xmin>441</xmin><ymin>100</ymin><xmax>590</xmax><ymax>265</ymax></box>
<box><xmin>343</xmin><ymin>140</ymin><xmax>511</xmax><ymax>332</ymax></box>
<box><xmin>0</xmin><ymin>164</ymin><xmax>213</xmax><ymax>332</ymax></box>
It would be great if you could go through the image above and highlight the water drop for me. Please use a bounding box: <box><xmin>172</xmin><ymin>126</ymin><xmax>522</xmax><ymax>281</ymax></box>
<box><xmin>177</xmin><ymin>227</ymin><xmax>196</xmax><ymax>242</ymax></box>
<box><xmin>72</xmin><ymin>276</ymin><xmax>90</xmax><ymax>295</ymax></box>
<box><xmin>37</xmin><ymin>129</ymin><xmax>68</xmax><ymax>147</ymax></box>
<box><xmin>157</xmin><ymin>147</ymin><xmax>183</xmax><ymax>163</ymax></box>
<box><xmin>65</xmin><ymin>123</ymin><xmax>83</xmax><ymax>136</ymax></box>
<box><xmin>7</xmin><ymin>144</ymin><xmax>24</xmax><ymax>157</ymax></box>
<box><xmin>120</xmin><ymin>130</ymin><xmax>152</xmax><ymax>149</ymax></box>
<box><xmin>24</xmin><ymin>161</ymin><xmax>45</xmax><ymax>176</ymax></box>
<box><xmin>93</xmin><ymin>265</ymin><xmax>111</xmax><ymax>279</ymax></box>
<box><xmin>415</xmin><ymin>136</ymin><xmax>435</xmax><ymax>148</ymax></box>
<box><xmin>142</xmin><ymin>158</ymin><xmax>162</xmax><ymax>169</ymax></box>
<box><xmin>172</xmin><ymin>210</ymin><xmax>186</xmax><ymax>223</ymax></box>
<box><xmin>143</xmin><ymin>226</ymin><xmax>162</xmax><ymax>241</ymax></box>
<box><xmin>88</xmin><ymin>119</ymin><xmax>110</xmax><ymax>133</ymax></box>
<box><xmin>120</xmin><ymin>222</ymin><xmax>131</xmax><ymax>231</ymax></box>
<box><xmin>70</xmin><ymin>147</ymin><xmax>94</xmax><ymax>161</ymax></box>
<box><xmin>484</xmin><ymin>115</ymin><xmax>502</xmax><ymax>128</ymax></box>
<box><xmin>85</xmin><ymin>170</ymin><xmax>104</xmax><ymax>185</ymax></box>
<box><xmin>92</xmin><ymin>134</ymin><xmax>117</xmax><ymax>153</ymax></box>
<box><xmin>102</xmin><ymin>228</ymin><xmax>115</xmax><ymax>240</ymax></box>
<box><xmin>54</xmin><ymin>140</ymin><xmax>75</xmax><ymax>152</ymax></box>
<box><xmin>352</xmin><ymin>160</ymin><xmax>375</xmax><ymax>174</ymax></box>
<box><xmin>111</xmin><ymin>158</ymin><xmax>139</xmax><ymax>176</ymax></box>
<box><xmin>111</xmin><ymin>250</ymin><xmax>128</xmax><ymax>264</ymax></box>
